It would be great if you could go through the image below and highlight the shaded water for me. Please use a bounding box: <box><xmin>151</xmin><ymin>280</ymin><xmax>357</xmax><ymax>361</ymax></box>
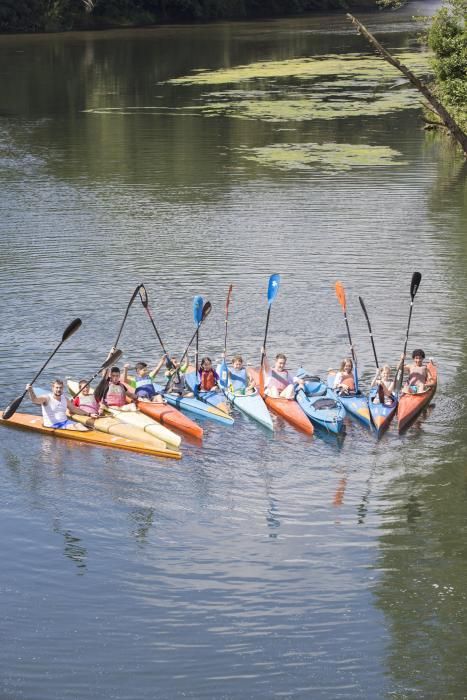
<box><xmin>1</xmin><ymin>5</ymin><xmax>467</xmax><ymax>699</ymax></box>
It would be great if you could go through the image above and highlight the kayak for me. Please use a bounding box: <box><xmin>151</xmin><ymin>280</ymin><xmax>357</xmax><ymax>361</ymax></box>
<box><xmin>184</xmin><ymin>372</ymin><xmax>233</xmax><ymax>418</ymax></box>
<box><xmin>119</xmin><ymin>378</ymin><xmax>203</xmax><ymax>439</ymax></box>
<box><xmin>0</xmin><ymin>411</ymin><xmax>181</xmax><ymax>459</ymax></box>
<box><xmin>224</xmin><ymin>386</ymin><xmax>273</xmax><ymax>431</ymax></box>
<box><xmin>105</xmin><ymin>405</ymin><xmax>183</xmax><ymax>448</ymax></box>
<box><xmin>69</xmin><ymin>413</ymin><xmax>180</xmax><ymax>452</ymax></box>
<box><xmin>368</xmin><ymin>387</ymin><xmax>398</xmax><ymax>439</ymax></box>
<box><xmin>295</xmin><ymin>369</ymin><xmax>345</xmax><ymax>434</ymax></box>
<box><xmin>397</xmin><ymin>361</ymin><xmax>437</xmax><ymax>433</ymax></box>
<box><xmin>327</xmin><ymin>373</ymin><xmax>371</xmax><ymax>429</ymax></box>
<box><xmin>249</xmin><ymin>367</ymin><xmax>313</xmax><ymax>435</ymax></box>
<box><xmin>151</xmin><ymin>381</ymin><xmax>234</xmax><ymax>426</ymax></box>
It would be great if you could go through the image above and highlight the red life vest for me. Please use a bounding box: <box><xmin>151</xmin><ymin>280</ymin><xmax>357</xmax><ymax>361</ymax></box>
<box><xmin>200</xmin><ymin>369</ymin><xmax>217</xmax><ymax>391</ymax></box>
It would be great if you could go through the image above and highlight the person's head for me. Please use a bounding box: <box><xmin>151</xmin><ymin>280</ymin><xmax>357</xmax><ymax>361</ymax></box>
<box><xmin>381</xmin><ymin>364</ymin><xmax>391</xmax><ymax>380</ymax></box>
<box><xmin>340</xmin><ymin>357</ymin><xmax>353</xmax><ymax>373</ymax></box>
<box><xmin>170</xmin><ymin>357</ymin><xmax>180</xmax><ymax>369</ymax></box>
<box><xmin>110</xmin><ymin>367</ymin><xmax>121</xmax><ymax>384</ymax></box>
<box><xmin>51</xmin><ymin>379</ymin><xmax>64</xmax><ymax>397</ymax></box>
<box><xmin>412</xmin><ymin>349</ymin><xmax>425</xmax><ymax>364</ymax></box>
<box><xmin>275</xmin><ymin>353</ymin><xmax>287</xmax><ymax>371</ymax></box>
<box><xmin>78</xmin><ymin>379</ymin><xmax>90</xmax><ymax>396</ymax></box>
<box><xmin>135</xmin><ymin>361</ymin><xmax>148</xmax><ymax>377</ymax></box>
<box><xmin>201</xmin><ymin>357</ymin><xmax>212</xmax><ymax>370</ymax></box>
<box><xmin>231</xmin><ymin>355</ymin><xmax>244</xmax><ymax>370</ymax></box>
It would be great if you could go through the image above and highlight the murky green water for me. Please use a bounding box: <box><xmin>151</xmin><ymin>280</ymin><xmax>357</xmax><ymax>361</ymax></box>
<box><xmin>1</xmin><ymin>4</ymin><xmax>466</xmax><ymax>698</ymax></box>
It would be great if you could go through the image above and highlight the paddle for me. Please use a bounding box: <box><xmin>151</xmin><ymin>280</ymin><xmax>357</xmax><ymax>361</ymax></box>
<box><xmin>72</xmin><ymin>349</ymin><xmax>123</xmax><ymax>398</ymax></box>
<box><xmin>259</xmin><ymin>274</ymin><xmax>281</xmax><ymax>396</ymax></box>
<box><xmin>138</xmin><ymin>284</ymin><xmax>174</xmax><ymax>369</ymax></box>
<box><xmin>193</xmin><ymin>295</ymin><xmax>203</xmax><ymax>391</ymax></box>
<box><xmin>2</xmin><ymin>318</ymin><xmax>82</xmax><ymax>420</ymax></box>
<box><xmin>359</xmin><ymin>296</ymin><xmax>379</xmax><ymax>370</ymax></box>
<box><xmin>219</xmin><ymin>285</ymin><xmax>233</xmax><ymax>389</ymax></box>
<box><xmin>164</xmin><ymin>301</ymin><xmax>212</xmax><ymax>393</ymax></box>
<box><xmin>335</xmin><ymin>281</ymin><xmax>359</xmax><ymax>392</ymax></box>
<box><xmin>395</xmin><ymin>272</ymin><xmax>422</xmax><ymax>393</ymax></box>
<box><xmin>113</xmin><ymin>284</ymin><xmax>143</xmax><ymax>349</ymax></box>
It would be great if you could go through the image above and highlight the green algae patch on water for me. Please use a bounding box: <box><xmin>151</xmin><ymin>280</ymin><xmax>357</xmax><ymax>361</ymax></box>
<box><xmin>240</xmin><ymin>142</ymin><xmax>408</xmax><ymax>172</ymax></box>
<box><xmin>167</xmin><ymin>52</ymin><xmax>431</xmax><ymax>86</ymax></box>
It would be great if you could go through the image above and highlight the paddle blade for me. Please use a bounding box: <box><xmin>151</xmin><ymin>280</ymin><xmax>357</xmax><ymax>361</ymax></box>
<box><xmin>101</xmin><ymin>349</ymin><xmax>122</xmax><ymax>371</ymax></box>
<box><xmin>2</xmin><ymin>394</ymin><xmax>25</xmax><ymax>421</ymax></box>
<box><xmin>267</xmin><ymin>274</ymin><xmax>280</xmax><ymax>305</ymax></box>
<box><xmin>139</xmin><ymin>284</ymin><xmax>149</xmax><ymax>308</ymax></box>
<box><xmin>219</xmin><ymin>359</ymin><xmax>229</xmax><ymax>388</ymax></box>
<box><xmin>410</xmin><ymin>272</ymin><xmax>422</xmax><ymax>299</ymax></box>
<box><xmin>62</xmin><ymin>318</ymin><xmax>82</xmax><ymax>342</ymax></box>
<box><xmin>335</xmin><ymin>282</ymin><xmax>346</xmax><ymax>311</ymax></box>
<box><xmin>201</xmin><ymin>301</ymin><xmax>212</xmax><ymax>323</ymax></box>
<box><xmin>226</xmin><ymin>284</ymin><xmax>233</xmax><ymax>313</ymax></box>
<box><xmin>193</xmin><ymin>295</ymin><xmax>204</xmax><ymax>327</ymax></box>
<box><xmin>358</xmin><ymin>296</ymin><xmax>371</xmax><ymax>325</ymax></box>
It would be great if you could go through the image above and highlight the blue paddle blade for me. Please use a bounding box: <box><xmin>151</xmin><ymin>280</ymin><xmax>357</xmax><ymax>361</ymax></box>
<box><xmin>193</xmin><ymin>295</ymin><xmax>204</xmax><ymax>327</ymax></box>
<box><xmin>267</xmin><ymin>274</ymin><xmax>280</xmax><ymax>305</ymax></box>
<box><xmin>218</xmin><ymin>359</ymin><xmax>229</xmax><ymax>389</ymax></box>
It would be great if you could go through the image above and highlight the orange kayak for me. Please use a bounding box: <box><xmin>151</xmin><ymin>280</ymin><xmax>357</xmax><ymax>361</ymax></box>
<box><xmin>397</xmin><ymin>361</ymin><xmax>437</xmax><ymax>432</ymax></box>
<box><xmin>249</xmin><ymin>368</ymin><xmax>313</xmax><ymax>435</ymax></box>
<box><xmin>135</xmin><ymin>399</ymin><xmax>203</xmax><ymax>440</ymax></box>
<box><xmin>0</xmin><ymin>411</ymin><xmax>181</xmax><ymax>459</ymax></box>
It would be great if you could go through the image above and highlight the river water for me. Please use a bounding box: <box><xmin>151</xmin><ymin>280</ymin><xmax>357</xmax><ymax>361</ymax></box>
<box><xmin>1</xmin><ymin>4</ymin><xmax>466</xmax><ymax>699</ymax></box>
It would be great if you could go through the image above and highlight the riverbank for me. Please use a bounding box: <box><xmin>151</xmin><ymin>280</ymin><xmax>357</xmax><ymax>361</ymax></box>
<box><xmin>1</xmin><ymin>0</ymin><xmax>383</xmax><ymax>34</ymax></box>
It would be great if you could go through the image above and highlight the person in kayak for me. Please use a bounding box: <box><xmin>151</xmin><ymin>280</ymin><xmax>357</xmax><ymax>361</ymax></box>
<box><xmin>197</xmin><ymin>357</ymin><xmax>220</xmax><ymax>391</ymax></box>
<box><xmin>26</xmin><ymin>379</ymin><xmax>90</xmax><ymax>430</ymax></box>
<box><xmin>262</xmin><ymin>350</ymin><xmax>304</xmax><ymax>399</ymax></box>
<box><xmin>370</xmin><ymin>365</ymin><xmax>396</xmax><ymax>405</ymax></box>
<box><xmin>227</xmin><ymin>355</ymin><xmax>255</xmax><ymax>395</ymax></box>
<box><xmin>101</xmin><ymin>366</ymin><xmax>135</xmax><ymax>407</ymax></box>
<box><xmin>401</xmin><ymin>349</ymin><xmax>435</xmax><ymax>394</ymax></box>
<box><xmin>123</xmin><ymin>361</ymin><xmax>165</xmax><ymax>404</ymax></box>
<box><xmin>163</xmin><ymin>356</ymin><xmax>193</xmax><ymax>397</ymax></box>
<box><xmin>72</xmin><ymin>380</ymin><xmax>101</xmax><ymax>417</ymax></box>
<box><xmin>332</xmin><ymin>358</ymin><xmax>356</xmax><ymax>395</ymax></box>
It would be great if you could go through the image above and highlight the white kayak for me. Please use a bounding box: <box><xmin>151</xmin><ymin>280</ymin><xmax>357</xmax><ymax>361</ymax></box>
<box><xmin>224</xmin><ymin>387</ymin><xmax>273</xmax><ymax>431</ymax></box>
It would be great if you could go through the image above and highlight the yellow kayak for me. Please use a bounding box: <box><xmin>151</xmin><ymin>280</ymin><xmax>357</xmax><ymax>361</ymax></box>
<box><xmin>70</xmin><ymin>414</ymin><xmax>180</xmax><ymax>454</ymax></box>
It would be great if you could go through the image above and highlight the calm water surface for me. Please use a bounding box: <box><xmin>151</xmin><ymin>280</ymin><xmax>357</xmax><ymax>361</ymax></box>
<box><xmin>1</xmin><ymin>5</ymin><xmax>466</xmax><ymax>699</ymax></box>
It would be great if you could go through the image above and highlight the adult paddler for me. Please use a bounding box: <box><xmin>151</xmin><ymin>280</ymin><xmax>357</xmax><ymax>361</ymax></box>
<box><xmin>27</xmin><ymin>379</ymin><xmax>89</xmax><ymax>430</ymax></box>
<box><xmin>261</xmin><ymin>349</ymin><xmax>304</xmax><ymax>399</ymax></box>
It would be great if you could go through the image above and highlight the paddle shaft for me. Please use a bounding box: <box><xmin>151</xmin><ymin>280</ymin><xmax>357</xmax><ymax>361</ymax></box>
<box><xmin>164</xmin><ymin>303</ymin><xmax>212</xmax><ymax>392</ymax></box>
<box><xmin>223</xmin><ymin>285</ymin><xmax>233</xmax><ymax>358</ymax></box>
<box><xmin>114</xmin><ymin>284</ymin><xmax>142</xmax><ymax>348</ymax></box>
<box><xmin>73</xmin><ymin>350</ymin><xmax>123</xmax><ymax>398</ymax></box>
<box><xmin>395</xmin><ymin>273</ymin><xmax>422</xmax><ymax>393</ymax></box>
<box><xmin>359</xmin><ymin>297</ymin><xmax>379</xmax><ymax>369</ymax></box>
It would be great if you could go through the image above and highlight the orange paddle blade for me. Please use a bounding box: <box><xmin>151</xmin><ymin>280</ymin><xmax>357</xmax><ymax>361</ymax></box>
<box><xmin>335</xmin><ymin>281</ymin><xmax>347</xmax><ymax>311</ymax></box>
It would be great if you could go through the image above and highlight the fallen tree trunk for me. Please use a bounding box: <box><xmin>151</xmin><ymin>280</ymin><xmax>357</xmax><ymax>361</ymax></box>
<box><xmin>346</xmin><ymin>13</ymin><xmax>467</xmax><ymax>158</ymax></box>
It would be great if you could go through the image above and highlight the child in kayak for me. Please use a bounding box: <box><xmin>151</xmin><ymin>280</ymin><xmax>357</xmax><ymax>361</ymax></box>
<box><xmin>163</xmin><ymin>356</ymin><xmax>193</xmax><ymax>397</ymax></box>
<box><xmin>227</xmin><ymin>355</ymin><xmax>255</xmax><ymax>395</ymax></box>
<box><xmin>401</xmin><ymin>349</ymin><xmax>435</xmax><ymax>394</ymax></box>
<box><xmin>198</xmin><ymin>357</ymin><xmax>220</xmax><ymax>392</ymax></box>
<box><xmin>123</xmin><ymin>361</ymin><xmax>165</xmax><ymax>404</ymax></box>
<box><xmin>26</xmin><ymin>379</ymin><xmax>89</xmax><ymax>430</ymax></box>
<box><xmin>72</xmin><ymin>380</ymin><xmax>101</xmax><ymax>416</ymax></box>
<box><xmin>332</xmin><ymin>358</ymin><xmax>356</xmax><ymax>395</ymax></box>
<box><xmin>370</xmin><ymin>365</ymin><xmax>396</xmax><ymax>405</ymax></box>
<box><xmin>101</xmin><ymin>366</ymin><xmax>135</xmax><ymax>407</ymax></box>
<box><xmin>262</xmin><ymin>351</ymin><xmax>303</xmax><ymax>399</ymax></box>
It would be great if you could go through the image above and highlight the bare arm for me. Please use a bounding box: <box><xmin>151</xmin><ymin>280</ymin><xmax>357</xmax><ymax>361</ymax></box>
<box><xmin>149</xmin><ymin>355</ymin><xmax>167</xmax><ymax>379</ymax></box>
<box><xmin>26</xmin><ymin>384</ymin><xmax>47</xmax><ymax>406</ymax></box>
<box><xmin>66</xmin><ymin>399</ymin><xmax>89</xmax><ymax>416</ymax></box>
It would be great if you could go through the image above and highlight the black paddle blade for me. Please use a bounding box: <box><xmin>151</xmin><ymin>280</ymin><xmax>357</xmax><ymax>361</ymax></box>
<box><xmin>410</xmin><ymin>272</ymin><xmax>422</xmax><ymax>299</ymax></box>
<box><xmin>101</xmin><ymin>349</ymin><xmax>122</xmax><ymax>371</ymax></box>
<box><xmin>201</xmin><ymin>301</ymin><xmax>212</xmax><ymax>322</ymax></box>
<box><xmin>358</xmin><ymin>296</ymin><xmax>370</xmax><ymax>323</ymax></box>
<box><xmin>62</xmin><ymin>318</ymin><xmax>82</xmax><ymax>342</ymax></box>
<box><xmin>94</xmin><ymin>376</ymin><xmax>109</xmax><ymax>403</ymax></box>
<box><xmin>139</xmin><ymin>284</ymin><xmax>149</xmax><ymax>308</ymax></box>
<box><xmin>2</xmin><ymin>394</ymin><xmax>25</xmax><ymax>421</ymax></box>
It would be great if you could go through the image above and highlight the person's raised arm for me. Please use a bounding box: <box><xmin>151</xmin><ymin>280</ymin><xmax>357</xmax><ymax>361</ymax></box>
<box><xmin>26</xmin><ymin>384</ymin><xmax>47</xmax><ymax>406</ymax></box>
<box><xmin>149</xmin><ymin>355</ymin><xmax>167</xmax><ymax>379</ymax></box>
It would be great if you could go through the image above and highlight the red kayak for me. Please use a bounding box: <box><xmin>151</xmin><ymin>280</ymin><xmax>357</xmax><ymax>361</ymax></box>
<box><xmin>397</xmin><ymin>361</ymin><xmax>437</xmax><ymax>433</ymax></box>
<box><xmin>249</xmin><ymin>368</ymin><xmax>313</xmax><ymax>435</ymax></box>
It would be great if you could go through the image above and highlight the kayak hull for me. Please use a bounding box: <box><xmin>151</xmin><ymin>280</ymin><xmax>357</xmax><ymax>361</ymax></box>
<box><xmin>397</xmin><ymin>361</ymin><xmax>437</xmax><ymax>433</ymax></box>
<box><xmin>185</xmin><ymin>372</ymin><xmax>233</xmax><ymax>419</ymax></box>
<box><xmin>0</xmin><ymin>412</ymin><xmax>181</xmax><ymax>459</ymax></box>
<box><xmin>327</xmin><ymin>373</ymin><xmax>371</xmax><ymax>428</ymax></box>
<box><xmin>368</xmin><ymin>388</ymin><xmax>398</xmax><ymax>438</ymax></box>
<box><xmin>249</xmin><ymin>368</ymin><xmax>313</xmax><ymax>435</ymax></box>
<box><xmin>105</xmin><ymin>405</ymin><xmax>184</xmax><ymax>447</ymax></box>
<box><xmin>225</xmin><ymin>388</ymin><xmax>273</xmax><ymax>431</ymax></box>
<box><xmin>152</xmin><ymin>383</ymin><xmax>234</xmax><ymax>426</ymax></box>
<box><xmin>295</xmin><ymin>369</ymin><xmax>345</xmax><ymax>434</ymax></box>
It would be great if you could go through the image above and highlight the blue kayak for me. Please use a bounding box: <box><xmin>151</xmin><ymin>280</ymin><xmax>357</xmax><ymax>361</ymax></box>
<box><xmin>151</xmin><ymin>381</ymin><xmax>234</xmax><ymax>426</ymax></box>
<box><xmin>368</xmin><ymin>387</ymin><xmax>398</xmax><ymax>438</ymax></box>
<box><xmin>327</xmin><ymin>372</ymin><xmax>371</xmax><ymax>429</ymax></box>
<box><xmin>294</xmin><ymin>369</ymin><xmax>345</xmax><ymax>434</ymax></box>
<box><xmin>184</xmin><ymin>372</ymin><xmax>234</xmax><ymax>421</ymax></box>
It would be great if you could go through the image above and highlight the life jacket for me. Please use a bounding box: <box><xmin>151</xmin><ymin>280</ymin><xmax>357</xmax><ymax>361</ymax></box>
<box><xmin>104</xmin><ymin>381</ymin><xmax>127</xmax><ymax>407</ymax></box>
<box><xmin>199</xmin><ymin>369</ymin><xmax>218</xmax><ymax>391</ymax></box>
<box><xmin>267</xmin><ymin>368</ymin><xmax>292</xmax><ymax>391</ymax></box>
<box><xmin>42</xmin><ymin>393</ymin><xmax>68</xmax><ymax>428</ymax></box>
<box><xmin>229</xmin><ymin>367</ymin><xmax>247</xmax><ymax>392</ymax></box>
<box><xmin>134</xmin><ymin>375</ymin><xmax>156</xmax><ymax>399</ymax></box>
<box><xmin>341</xmin><ymin>375</ymin><xmax>355</xmax><ymax>391</ymax></box>
<box><xmin>73</xmin><ymin>394</ymin><xmax>99</xmax><ymax>414</ymax></box>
